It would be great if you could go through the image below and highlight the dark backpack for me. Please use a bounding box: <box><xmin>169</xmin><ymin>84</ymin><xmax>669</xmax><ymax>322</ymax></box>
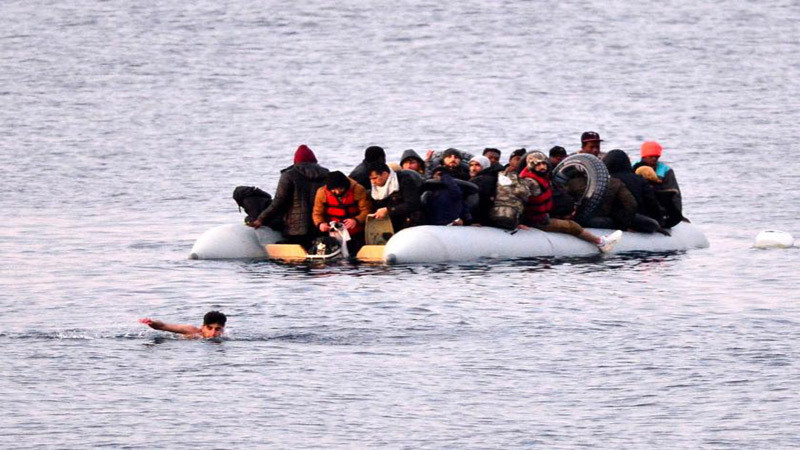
<box><xmin>232</xmin><ymin>186</ymin><xmax>273</xmax><ymax>224</ymax></box>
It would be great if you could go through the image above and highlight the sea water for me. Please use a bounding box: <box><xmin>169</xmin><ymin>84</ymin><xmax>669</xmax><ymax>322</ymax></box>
<box><xmin>1</xmin><ymin>1</ymin><xmax>799</xmax><ymax>447</ymax></box>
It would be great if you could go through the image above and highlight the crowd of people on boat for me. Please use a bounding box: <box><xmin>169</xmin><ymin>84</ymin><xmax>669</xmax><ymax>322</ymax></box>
<box><xmin>240</xmin><ymin>131</ymin><xmax>686</xmax><ymax>255</ymax></box>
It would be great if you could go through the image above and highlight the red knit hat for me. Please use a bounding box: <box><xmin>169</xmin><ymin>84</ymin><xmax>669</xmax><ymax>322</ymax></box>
<box><xmin>294</xmin><ymin>144</ymin><xmax>317</xmax><ymax>164</ymax></box>
<box><xmin>640</xmin><ymin>141</ymin><xmax>663</xmax><ymax>158</ymax></box>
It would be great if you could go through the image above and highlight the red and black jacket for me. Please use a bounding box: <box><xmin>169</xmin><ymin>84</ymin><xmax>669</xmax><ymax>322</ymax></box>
<box><xmin>324</xmin><ymin>186</ymin><xmax>363</xmax><ymax>233</ymax></box>
<box><xmin>520</xmin><ymin>168</ymin><xmax>553</xmax><ymax>225</ymax></box>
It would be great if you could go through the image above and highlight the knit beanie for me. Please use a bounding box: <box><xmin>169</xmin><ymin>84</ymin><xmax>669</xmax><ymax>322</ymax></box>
<box><xmin>640</xmin><ymin>141</ymin><xmax>663</xmax><ymax>158</ymax></box>
<box><xmin>294</xmin><ymin>145</ymin><xmax>317</xmax><ymax>164</ymax></box>
<box><xmin>469</xmin><ymin>155</ymin><xmax>491</xmax><ymax>171</ymax></box>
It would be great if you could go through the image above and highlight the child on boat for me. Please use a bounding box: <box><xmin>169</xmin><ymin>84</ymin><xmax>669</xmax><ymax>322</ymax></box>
<box><xmin>139</xmin><ymin>311</ymin><xmax>226</xmax><ymax>338</ymax></box>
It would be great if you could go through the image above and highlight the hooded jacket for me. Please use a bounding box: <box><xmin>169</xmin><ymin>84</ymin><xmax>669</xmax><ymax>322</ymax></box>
<box><xmin>257</xmin><ymin>162</ymin><xmax>330</xmax><ymax>236</ymax></box>
<box><xmin>603</xmin><ymin>150</ymin><xmax>664</xmax><ymax>224</ymax></box>
<box><xmin>398</xmin><ymin>149</ymin><xmax>426</xmax><ymax>175</ymax></box>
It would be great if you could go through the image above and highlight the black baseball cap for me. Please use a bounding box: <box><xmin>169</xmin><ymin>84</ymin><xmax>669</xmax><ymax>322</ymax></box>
<box><xmin>580</xmin><ymin>131</ymin><xmax>603</xmax><ymax>143</ymax></box>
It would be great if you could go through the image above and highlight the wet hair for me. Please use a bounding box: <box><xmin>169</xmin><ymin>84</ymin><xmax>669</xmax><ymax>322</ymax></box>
<box><xmin>367</xmin><ymin>162</ymin><xmax>391</xmax><ymax>176</ymax></box>
<box><xmin>203</xmin><ymin>311</ymin><xmax>227</xmax><ymax>326</ymax></box>
<box><xmin>483</xmin><ymin>147</ymin><xmax>501</xmax><ymax>157</ymax></box>
<box><xmin>510</xmin><ymin>148</ymin><xmax>526</xmax><ymax>160</ymax></box>
<box><xmin>549</xmin><ymin>146</ymin><xmax>567</xmax><ymax>157</ymax></box>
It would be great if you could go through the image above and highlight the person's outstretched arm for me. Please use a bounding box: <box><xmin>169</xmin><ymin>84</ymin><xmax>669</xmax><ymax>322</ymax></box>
<box><xmin>139</xmin><ymin>318</ymin><xmax>200</xmax><ymax>336</ymax></box>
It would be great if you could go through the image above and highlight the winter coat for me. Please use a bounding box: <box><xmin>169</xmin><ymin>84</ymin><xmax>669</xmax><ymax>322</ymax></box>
<box><xmin>632</xmin><ymin>160</ymin><xmax>684</xmax><ymax>227</ymax></box>
<box><xmin>312</xmin><ymin>178</ymin><xmax>371</xmax><ymax>234</ymax></box>
<box><xmin>469</xmin><ymin>166</ymin><xmax>500</xmax><ymax>226</ymax></box>
<box><xmin>423</xmin><ymin>173</ymin><xmax>472</xmax><ymax>225</ymax></box>
<box><xmin>520</xmin><ymin>168</ymin><xmax>553</xmax><ymax>226</ymax></box>
<box><xmin>489</xmin><ymin>172</ymin><xmax>534</xmax><ymax>230</ymax></box>
<box><xmin>398</xmin><ymin>149</ymin><xmax>426</xmax><ymax>175</ymax></box>
<box><xmin>257</xmin><ymin>162</ymin><xmax>330</xmax><ymax>237</ymax></box>
<box><xmin>604</xmin><ymin>150</ymin><xmax>664</xmax><ymax>224</ymax></box>
<box><xmin>566</xmin><ymin>176</ymin><xmax>637</xmax><ymax>229</ymax></box>
<box><xmin>370</xmin><ymin>170</ymin><xmax>423</xmax><ymax>231</ymax></box>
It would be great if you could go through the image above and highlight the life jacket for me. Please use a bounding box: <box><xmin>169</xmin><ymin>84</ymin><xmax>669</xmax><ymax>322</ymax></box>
<box><xmin>324</xmin><ymin>186</ymin><xmax>363</xmax><ymax>232</ymax></box>
<box><xmin>520</xmin><ymin>168</ymin><xmax>553</xmax><ymax>224</ymax></box>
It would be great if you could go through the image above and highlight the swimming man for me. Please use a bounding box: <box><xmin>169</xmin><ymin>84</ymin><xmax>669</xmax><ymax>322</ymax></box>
<box><xmin>139</xmin><ymin>311</ymin><xmax>226</xmax><ymax>338</ymax></box>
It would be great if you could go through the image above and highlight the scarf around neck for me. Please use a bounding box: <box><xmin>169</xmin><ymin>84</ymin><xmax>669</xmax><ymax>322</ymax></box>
<box><xmin>371</xmin><ymin>169</ymin><xmax>399</xmax><ymax>200</ymax></box>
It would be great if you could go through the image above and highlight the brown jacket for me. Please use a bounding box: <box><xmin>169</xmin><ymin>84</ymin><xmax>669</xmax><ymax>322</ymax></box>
<box><xmin>312</xmin><ymin>178</ymin><xmax>371</xmax><ymax>229</ymax></box>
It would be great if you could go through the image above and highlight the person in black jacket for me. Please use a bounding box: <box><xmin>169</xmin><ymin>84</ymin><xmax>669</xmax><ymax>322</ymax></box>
<box><xmin>468</xmin><ymin>155</ymin><xmax>499</xmax><ymax>226</ymax></box>
<box><xmin>249</xmin><ymin>145</ymin><xmax>330</xmax><ymax>248</ymax></box>
<box><xmin>603</xmin><ymin>149</ymin><xmax>665</xmax><ymax>233</ymax></box>
<box><xmin>350</xmin><ymin>146</ymin><xmax>385</xmax><ymax>190</ymax></box>
<box><xmin>632</xmin><ymin>141</ymin><xmax>685</xmax><ymax>228</ymax></box>
<box><xmin>367</xmin><ymin>163</ymin><xmax>423</xmax><ymax>231</ymax></box>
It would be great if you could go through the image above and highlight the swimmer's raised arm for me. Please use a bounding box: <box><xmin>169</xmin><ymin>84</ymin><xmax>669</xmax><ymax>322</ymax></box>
<box><xmin>139</xmin><ymin>318</ymin><xmax>201</xmax><ymax>336</ymax></box>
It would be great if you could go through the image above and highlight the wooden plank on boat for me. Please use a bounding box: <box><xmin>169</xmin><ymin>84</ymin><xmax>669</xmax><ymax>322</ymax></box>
<box><xmin>365</xmin><ymin>216</ymin><xmax>394</xmax><ymax>245</ymax></box>
<box><xmin>356</xmin><ymin>245</ymin><xmax>385</xmax><ymax>262</ymax></box>
<box><xmin>266</xmin><ymin>244</ymin><xmax>308</xmax><ymax>261</ymax></box>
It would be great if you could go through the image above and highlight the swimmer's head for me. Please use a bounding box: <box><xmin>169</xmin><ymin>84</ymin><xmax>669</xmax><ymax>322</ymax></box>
<box><xmin>201</xmin><ymin>311</ymin><xmax>227</xmax><ymax>338</ymax></box>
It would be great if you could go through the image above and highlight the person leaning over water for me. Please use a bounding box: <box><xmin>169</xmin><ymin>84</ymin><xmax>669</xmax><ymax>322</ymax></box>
<box><xmin>368</xmin><ymin>162</ymin><xmax>423</xmax><ymax>231</ymax></box>
<box><xmin>249</xmin><ymin>145</ymin><xmax>329</xmax><ymax>249</ymax></box>
<box><xmin>632</xmin><ymin>141</ymin><xmax>685</xmax><ymax>228</ymax></box>
<box><xmin>139</xmin><ymin>311</ymin><xmax>226</xmax><ymax>339</ymax></box>
<box><xmin>519</xmin><ymin>152</ymin><xmax>622</xmax><ymax>253</ymax></box>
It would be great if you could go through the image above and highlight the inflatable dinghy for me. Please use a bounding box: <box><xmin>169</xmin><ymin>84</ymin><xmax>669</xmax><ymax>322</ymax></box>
<box><xmin>188</xmin><ymin>221</ymin><xmax>708</xmax><ymax>263</ymax></box>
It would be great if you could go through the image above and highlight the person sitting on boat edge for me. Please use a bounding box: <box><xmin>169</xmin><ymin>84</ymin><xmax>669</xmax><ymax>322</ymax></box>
<box><xmin>520</xmin><ymin>151</ymin><xmax>622</xmax><ymax>253</ymax></box>
<box><xmin>632</xmin><ymin>141</ymin><xmax>685</xmax><ymax>228</ymax></box>
<box><xmin>139</xmin><ymin>311</ymin><xmax>226</xmax><ymax>339</ymax></box>
<box><xmin>368</xmin><ymin>162</ymin><xmax>423</xmax><ymax>232</ymax></box>
<box><xmin>350</xmin><ymin>145</ymin><xmax>386</xmax><ymax>190</ymax></box>
<box><xmin>398</xmin><ymin>149</ymin><xmax>426</xmax><ymax>176</ymax></box>
<box><xmin>422</xmin><ymin>166</ymin><xmax>472</xmax><ymax>226</ymax></box>
<box><xmin>468</xmin><ymin>155</ymin><xmax>499</xmax><ymax>226</ymax></box>
<box><xmin>603</xmin><ymin>149</ymin><xmax>666</xmax><ymax>234</ymax></box>
<box><xmin>578</xmin><ymin>131</ymin><xmax>604</xmax><ymax>158</ymax></box>
<box><xmin>249</xmin><ymin>145</ymin><xmax>329</xmax><ymax>249</ymax></box>
<box><xmin>312</xmin><ymin>171</ymin><xmax>371</xmax><ymax>255</ymax></box>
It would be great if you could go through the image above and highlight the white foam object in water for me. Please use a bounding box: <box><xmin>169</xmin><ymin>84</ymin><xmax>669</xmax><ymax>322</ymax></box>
<box><xmin>189</xmin><ymin>223</ymin><xmax>282</xmax><ymax>259</ymax></box>
<box><xmin>753</xmin><ymin>230</ymin><xmax>794</xmax><ymax>249</ymax></box>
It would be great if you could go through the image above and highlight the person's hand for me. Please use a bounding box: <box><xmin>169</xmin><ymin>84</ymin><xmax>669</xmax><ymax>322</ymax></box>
<box><xmin>450</xmin><ymin>218</ymin><xmax>464</xmax><ymax>226</ymax></box>
<box><xmin>248</xmin><ymin>218</ymin><xmax>262</xmax><ymax>229</ymax></box>
<box><xmin>425</xmin><ymin>150</ymin><xmax>435</xmax><ymax>161</ymax></box>
<box><xmin>139</xmin><ymin>318</ymin><xmax>153</xmax><ymax>326</ymax></box>
<box><xmin>319</xmin><ymin>222</ymin><xmax>330</xmax><ymax>232</ymax></box>
<box><xmin>517</xmin><ymin>224</ymin><xmax>531</xmax><ymax>231</ymax></box>
<box><xmin>343</xmin><ymin>218</ymin><xmax>357</xmax><ymax>230</ymax></box>
<box><xmin>372</xmin><ymin>208</ymin><xmax>389</xmax><ymax>219</ymax></box>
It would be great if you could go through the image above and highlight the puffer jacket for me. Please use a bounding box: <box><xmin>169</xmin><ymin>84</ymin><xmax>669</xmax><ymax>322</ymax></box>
<box><xmin>257</xmin><ymin>162</ymin><xmax>330</xmax><ymax>236</ymax></box>
<box><xmin>469</xmin><ymin>166</ymin><xmax>500</xmax><ymax>226</ymax></box>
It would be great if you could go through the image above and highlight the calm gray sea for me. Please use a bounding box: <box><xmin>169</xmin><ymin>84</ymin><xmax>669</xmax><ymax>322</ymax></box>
<box><xmin>1</xmin><ymin>0</ymin><xmax>799</xmax><ymax>448</ymax></box>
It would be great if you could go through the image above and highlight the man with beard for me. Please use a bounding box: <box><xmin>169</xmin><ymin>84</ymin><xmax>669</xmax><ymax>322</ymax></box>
<box><xmin>519</xmin><ymin>151</ymin><xmax>622</xmax><ymax>253</ymax></box>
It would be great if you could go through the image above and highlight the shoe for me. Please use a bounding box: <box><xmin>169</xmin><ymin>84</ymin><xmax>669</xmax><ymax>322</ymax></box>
<box><xmin>598</xmin><ymin>230</ymin><xmax>623</xmax><ymax>253</ymax></box>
